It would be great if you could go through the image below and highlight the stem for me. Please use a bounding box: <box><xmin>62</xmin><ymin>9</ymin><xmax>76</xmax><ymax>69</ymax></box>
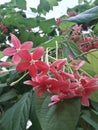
<box><xmin>56</xmin><ymin>41</ymin><xmax>58</xmax><ymax>59</ymax></box>
<box><xmin>10</xmin><ymin>72</ymin><xmax>29</xmax><ymax>86</ymax></box>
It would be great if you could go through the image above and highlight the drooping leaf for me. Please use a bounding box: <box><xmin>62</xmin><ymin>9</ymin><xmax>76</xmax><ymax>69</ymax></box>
<box><xmin>34</xmin><ymin>92</ymin><xmax>81</xmax><ymax>130</ymax></box>
<box><xmin>67</xmin><ymin>6</ymin><xmax>98</xmax><ymax>24</ymax></box>
<box><xmin>0</xmin><ymin>91</ymin><xmax>32</xmax><ymax>130</ymax></box>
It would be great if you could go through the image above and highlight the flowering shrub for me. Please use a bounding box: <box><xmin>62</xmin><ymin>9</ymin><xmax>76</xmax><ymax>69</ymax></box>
<box><xmin>1</xmin><ymin>34</ymin><xmax>98</xmax><ymax>107</ymax></box>
<box><xmin>1</xmin><ymin>1</ymin><xmax>98</xmax><ymax>130</ymax></box>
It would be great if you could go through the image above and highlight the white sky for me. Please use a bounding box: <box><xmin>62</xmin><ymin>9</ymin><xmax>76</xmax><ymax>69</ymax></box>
<box><xmin>0</xmin><ymin>0</ymin><xmax>78</xmax><ymax>19</ymax></box>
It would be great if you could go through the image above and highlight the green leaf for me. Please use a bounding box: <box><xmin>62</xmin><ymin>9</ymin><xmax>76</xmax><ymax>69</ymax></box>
<box><xmin>62</xmin><ymin>38</ymin><xmax>86</xmax><ymax>60</ymax></box>
<box><xmin>0</xmin><ymin>92</ymin><xmax>32</xmax><ymax>130</ymax></box>
<box><xmin>91</xmin><ymin>90</ymin><xmax>98</xmax><ymax>102</ymax></box>
<box><xmin>0</xmin><ymin>51</ymin><xmax>3</xmax><ymax>59</ymax></box>
<box><xmin>38</xmin><ymin>0</ymin><xmax>62</xmax><ymax>14</ymax></box>
<box><xmin>41</xmin><ymin>36</ymin><xmax>62</xmax><ymax>48</ymax></box>
<box><xmin>82</xmin><ymin>50</ymin><xmax>98</xmax><ymax>76</ymax></box>
<box><xmin>39</xmin><ymin>18</ymin><xmax>56</xmax><ymax>34</ymax></box>
<box><xmin>34</xmin><ymin>93</ymin><xmax>81</xmax><ymax>130</ymax></box>
<box><xmin>81</xmin><ymin>109</ymin><xmax>98</xmax><ymax>130</ymax></box>
<box><xmin>11</xmin><ymin>0</ymin><xmax>26</xmax><ymax>10</ymax></box>
<box><xmin>0</xmin><ymin>89</ymin><xmax>17</xmax><ymax>103</ymax></box>
<box><xmin>59</xmin><ymin>21</ymin><xmax>74</xmax><ymax>30</ymax></box>
<box><xmin>67</xmin><ymin>6</ymin><xmax>98</xmax><ymax>24</ymax></box>
<box><xmin>0</xmin><ymin>83</ymin><xmax>7</xmax><ymax>88</ymax></box>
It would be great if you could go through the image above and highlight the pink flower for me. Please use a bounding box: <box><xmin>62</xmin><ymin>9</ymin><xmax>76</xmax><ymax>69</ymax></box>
<box><xmin>16</xmin><ymin>48</ymin><xmax>49</xmax><ymax>77</ymax></box>
<box><xmin>3</xmin><ymin>34</ymin><xmax>33</xmax><ymax>64</ymax></box>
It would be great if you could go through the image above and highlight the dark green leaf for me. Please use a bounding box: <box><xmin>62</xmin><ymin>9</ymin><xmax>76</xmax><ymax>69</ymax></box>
<box><xmin>0</xmin><ymin>92</ymin><xmax>32</xmax><ymax>130</ymax></box>
<box><xmin>67</xmin><ymin>6</ymin><xmax>98</xmax><ymax>24</ymax></box>
<box><xmin>34</xmin><ymin>93</ymin><xmax>81</xmax><ymax>130</ymax></box>
<box><xmin>0</xmin><ymin>83</ymin><xmax>7</xmax><ymax>88</ymax></box>
<box><xmin>0</xmin><ymin>89</ymin><xmax>17</xmax><ymax>103</ymax></box>
<box><xmin>81</xmin><ymin>109</ymin><xmax>98</xmax><ymax>130</ymax></box>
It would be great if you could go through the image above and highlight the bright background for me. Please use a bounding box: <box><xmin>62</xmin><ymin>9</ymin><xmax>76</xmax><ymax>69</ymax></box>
<box><xmin>0</xmin><ymin>0</ymin><xmax>78</xmax><ymax>18</ymax></box>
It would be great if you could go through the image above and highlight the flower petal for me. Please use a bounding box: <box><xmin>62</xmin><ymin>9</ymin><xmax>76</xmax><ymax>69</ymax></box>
<box><xmin>3</xmin><ymin>47</ymin><xmax>16</xmax><ymax>56</ymax></box>
<box><xmin>28</xmin><ymin>64</ymin><xmax>37</xmax><ymax>77</ymax></box>
<box><xmin>21</xmin><ymin>41</ymin><xmax>33</xmax><ymax>50</ymax></box>
<box><xmin>81</xmin><ymin>96</ymin><xmax>89</xmax><ymax>106</ymax></box>
<box><xmin>16</xmin><ymin>62</ymin><xmax>30</xmax><ymax>72</ymax></box>
<box><xmin>12</xmin><ymin>54</ymin><xmax>21</xmax><ymax>64</ymax></box>
<box><xmin>18</xmin><ymin>50</ymin><xmax>31</xmax><ymax>61</ymax></box>
<box><xmin>10</xmin><ymin>34</ymin><xmax>21</xmax><ymax>48</ymax></box>
<box><xmin>32</xmin><ymin>47</ymin><xmax>44</xmax><ymax>60</ymax></box>
<box><xmin>35</xmin><ymin>61</ymin><xmax>49</xmax><ymax>75</ymax></box>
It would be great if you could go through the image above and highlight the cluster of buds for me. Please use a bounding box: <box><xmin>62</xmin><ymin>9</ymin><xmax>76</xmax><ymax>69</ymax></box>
<box><xmin>1</xmin><ymin>34</ymin><xmax>98</xmax><ymax>106</ymax></box>
<box><xmin>0</xmin><ymin>23</ymin><xmax>8</xmax><ymax>33</ymax></box>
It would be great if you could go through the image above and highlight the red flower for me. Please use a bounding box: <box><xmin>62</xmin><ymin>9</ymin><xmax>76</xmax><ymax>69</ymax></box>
<box><xmin>24</xmin><ymin>75</ymin><xmax>49</xmax><ymax>96</ymax></box>
<box><xmin>75</xmin><ymin>77</ymin><xmax>98</xmax><ymax>106</ymax></box>
<box><xmin>16</xmin><ymin>48</ymin><xmax>49</xmax><ymax>77</ymax></box>
<box><xmin>3</xmin><ymin>34</ymin><xmax>33</xmax><ymax>64</ymax></box>
<box><xmin>49</xmin><ymin>59</ymin><xmax>67</xmax><ymax>80</ymax></box>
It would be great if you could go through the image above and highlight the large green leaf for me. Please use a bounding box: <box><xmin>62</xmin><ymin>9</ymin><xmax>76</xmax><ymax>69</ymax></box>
<box><xmin>34</xmin><ymin>93</ymin><xmax>81</xmax><ymax>130</ymax></box>
<box><xmin>67</xmin><ymin>6</ymin><xmax>98</xmax><ymax>24</ymax></box>
<box><xmin>0</xmin><ymin>92</ymin><xmax>32</xmax><ymax>130</ymax></box>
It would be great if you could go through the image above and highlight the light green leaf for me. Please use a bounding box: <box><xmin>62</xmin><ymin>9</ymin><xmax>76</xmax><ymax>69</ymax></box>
<box><xmin>59</xmin><ymin>21</ymin><xmax>74</xmax><ymax>30</ymax></box>
<box><xmin>34</xmin><ymin>93</ymin><xmax>81</xmax><ymax>130</ymax></box>
<box><xmin>41</xmin><ymin>36</ymin><xmax>62</xmax><ymax>48</ymax></box>
<box><xmin>0</xmin><ymin>92</ymin><xmax>32</xmax><ymax>130</ymax></box>
<box><xmin>82</xmin><ymin>50</ymin><xmax>98</xmax><ymax>76</ymax></box>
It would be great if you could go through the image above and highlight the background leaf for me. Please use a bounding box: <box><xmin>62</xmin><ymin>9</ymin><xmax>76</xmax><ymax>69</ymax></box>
<box><xmin>67</xmin><ymin>6</ymin><xmax>98</xmax><ymax>24</ymax></box>
<box><xmin>0</xmin><ymin>92</ymin><xmax>32</xmax><ymax>130</ymax></box>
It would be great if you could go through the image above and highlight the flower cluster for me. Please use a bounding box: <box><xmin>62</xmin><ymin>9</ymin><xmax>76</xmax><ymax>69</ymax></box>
<box><xmin>1</xmin><ymin>34</ymin><xmax>98</xmax><ymax>106</ymax></box>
